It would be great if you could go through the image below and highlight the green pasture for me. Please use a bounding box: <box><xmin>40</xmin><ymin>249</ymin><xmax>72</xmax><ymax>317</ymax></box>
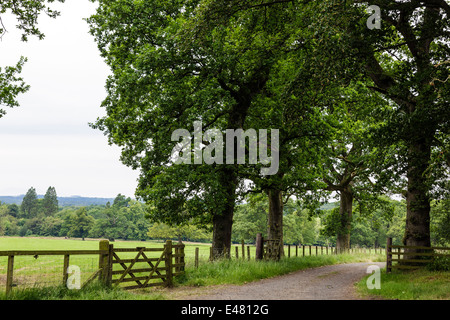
<box><xmin>0</xmin><ymin>237</ymin><xmax>209</xmax><ymax>290</ymax></box>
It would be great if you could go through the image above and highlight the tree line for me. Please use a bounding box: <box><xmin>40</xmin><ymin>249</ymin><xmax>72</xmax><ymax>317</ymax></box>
<box><xmin>0</xmin><ymin>187</ymin><xmax>149</xmax><ymax>240</ymax></box>
<box><xmin>1</xmin><ymin>1</ymin><xmax>449</xmax><ymax>259</ymax></box>
<box><xmin>85</xmin><ymin>0</ymin><xmax>449</xmax><ymax>258</ymax></box>
<box><xmin>0</xmin><ymin>187</ymin><xmax>448</xmax><ymax>248</ymax></box>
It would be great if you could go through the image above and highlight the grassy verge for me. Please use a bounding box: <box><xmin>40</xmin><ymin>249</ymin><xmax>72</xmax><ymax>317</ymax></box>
<box><xmin>356</xmin><ymin>268</ymin><xmax>450</xmax><ymax>300</ymax></box>
<box><xmin>0</xmin><ymin>282</ymin><xmax>165</xmax><ymax>300</ymax></box>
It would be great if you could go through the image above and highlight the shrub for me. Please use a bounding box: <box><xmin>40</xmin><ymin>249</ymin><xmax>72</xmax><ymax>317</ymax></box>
<box><xmin>426</xmin><ymin>256</ymin><xmax>450</xmax><ymax>271</ymax></box>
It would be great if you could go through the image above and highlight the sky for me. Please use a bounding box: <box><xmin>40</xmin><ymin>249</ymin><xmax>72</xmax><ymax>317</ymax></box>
<box><xmin>0</xmin><ymin>0</ymin><xmax>140</xmax><ymax>198</ymax></box>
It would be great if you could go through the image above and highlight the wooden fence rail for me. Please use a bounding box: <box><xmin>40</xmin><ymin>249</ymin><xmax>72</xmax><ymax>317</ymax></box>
<box><xmin>0</xmin><ymin>239</ymin><xmax>184</xmax><ymax>295</ymax></box>
<box><xmin>386</xmin><ymin>237</ymin><xmax>450</xmax><ymax>272</ymax></box>
<box><xmin>192</xmin><ymin>237</ymin><xmax>385</xmax><ymax>268</ymax></box>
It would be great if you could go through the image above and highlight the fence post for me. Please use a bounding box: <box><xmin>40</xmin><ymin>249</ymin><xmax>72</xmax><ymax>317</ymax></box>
<box><xmin>247</xmin><ymin>246</ymin><xmax>250</xmax><ymax>261</ymax></box>
<box><xmin>386</xmin><ymin>237</ymin><xmax>392</xmax><ymax>273</ymax></box>
<box><xmin>288</xmin><ymin>245</ymin><xmax>291</xmax><ymax>258</ymax></box>
<box><xmin>255</xmin><ymin>233</ymin><xmax>263</xmax><ymax>260</ymax></box>
<box><xmin>235</xmin><ymin>246</ymin><xmax>239</xmax><ymax>259</ymax></box>
<box><xmin>63</xmin><ymin>254</ymin><xmax>70</xmax><ymax>286</ymax></box>
<box><xmin>195</xmin><ymin>247</ymin><xmax>199</xmax><ymax>269</ymax></box>
<box><xmin>99</xmin><ymin>240</ymin><xmax>110</xmax><ymax>286</ymax></box>
<box><xmin>6</xmin><ymin>255</ymin><xmax>14</xmax><ymax>295</ymax></box>
<box><xmin>302</xmin><ymin>245</ymin><xmax>305</xmax><ymax>257</ymax></box>
<box><xmin>241</xmin><ymin>240</ymin><xmax>245</xmax><ymax>260</ymax></box>
<box><xmin>165</xmin><ymin>240</ymin><xmax>173</xmax><ymax>287</ymax></box>
<box><xmin>175</xmin><ymin>241</ymin><xmax>180</xmax><ymax>274</ymax></box>
<box><xmin>178</xmin><ymin>241</ymin><xmax>185</xmax><ymax>273</ymax></box>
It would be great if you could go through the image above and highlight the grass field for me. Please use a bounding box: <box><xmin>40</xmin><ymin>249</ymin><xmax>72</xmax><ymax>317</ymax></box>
<box><xmin>0</xmin><ymin>236</ymin><xmax>212</xmax><ymax>292</ymax></box>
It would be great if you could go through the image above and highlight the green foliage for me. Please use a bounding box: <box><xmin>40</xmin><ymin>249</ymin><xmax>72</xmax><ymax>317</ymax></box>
<box><xmin>231</xmin><ymin>194</ymin><xmax>325</xmax><ymax>245</ymax></box>
<box><xmin>20</xmin><ymin>187</ymin><xmax>39</xmax><ymax>218</ymax></box>
<box><xmin>89</xmin><ymin>198</ymin><xmax>150</xmax><ymax>240</ymax></box>
<box><xmin>231</xmin><ymin>194</ymin><xmax>268</xmax><ymax>243</ymax></box>
<box><xmin>42</xmin><ymin>187</ymin><xmax>58</xmax><ymax>216</ymax></box>
<box><xmin>321</xmin><ymin>207</ymin><xmax>348</xmax><ymax>239</ymax></box>
<box><xmin>0</xmin><ymin>190</ymin><xmax>151</xmax><ymax>241</ymax></box>
<box><xmin>0</xmin><ymin>0</ymin><xmax>65</xmax><ymax>41</ymax></box>
<box><xmin>147</xmin><ymin>223</ymin><xmax>211</xmax><ymax>242</ymax></box>
<box><xmin>431</xmin><ymin>199</ymin><xmax>450</xmax><ymax>246</ymax></box>
<box><xmin>66</xmin><ymin>208</ymin><xmax>95</xmax><ymax>239</ymax></box>
<box><xmin>0</xmin><ymin>0</ymin><xmax>65</xmax><ymax>117</ymax></box>
<box><xmin>0</xmin><ymin>57</ymin><xmax>29</xmax><ymax>116</ymax></box>
<box><xmin>426</xmin><ymin>256</ymin><xmax>450</xmax><ymax>272</ymax></box>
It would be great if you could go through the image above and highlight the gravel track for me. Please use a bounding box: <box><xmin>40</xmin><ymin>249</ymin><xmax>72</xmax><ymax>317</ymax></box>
<box><xmin>169</xmin><ymin>262</ymin><xmax>385</xmax><ymax>300</ymax></box>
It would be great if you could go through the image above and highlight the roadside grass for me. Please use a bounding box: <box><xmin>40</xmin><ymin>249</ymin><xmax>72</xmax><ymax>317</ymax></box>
<box><xmin>356</xmin><ymin>268</ymin><xmax>450</xmax><ymax>300</ymax></box>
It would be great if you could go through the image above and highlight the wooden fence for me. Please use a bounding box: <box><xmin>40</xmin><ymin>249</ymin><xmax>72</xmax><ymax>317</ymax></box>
<box><xmin>0</xmin><ymin>239</ymin><xmax>184</xmax><ymax>295</ymax></box>
<box><xmin>386</xmin><ymin>237</ymin><xmax>450</xmax><ymax>272</ymax></box>
<box><xmin>193</xmin><ymin>238</ymin><xmax>385</xmax><ymax>267</ymax></box>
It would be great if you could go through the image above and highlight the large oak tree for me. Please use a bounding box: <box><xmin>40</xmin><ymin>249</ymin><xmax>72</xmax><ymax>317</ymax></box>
<box><xmin>308</xmin><ymin>0</ymin><xmax>449</xmax><ymax>251</ymax></box>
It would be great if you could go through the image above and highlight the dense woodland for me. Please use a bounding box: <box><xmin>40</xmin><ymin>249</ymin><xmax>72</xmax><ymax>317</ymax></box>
<box><xmin>0</xmin><ymin>1</ymin><xmax>449</xmax><ymax>259</ymax></box>
<box><xmin>0</xmin><ymin>187</ymin><xmax>448</xmax><ymax>248</ymax></box>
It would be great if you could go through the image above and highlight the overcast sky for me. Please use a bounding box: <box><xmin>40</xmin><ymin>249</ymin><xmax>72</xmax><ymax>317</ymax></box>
<box><xmin>0</xmin><ymin>0</ymin><xmax>139</xmax><ymax>198</ymax></box>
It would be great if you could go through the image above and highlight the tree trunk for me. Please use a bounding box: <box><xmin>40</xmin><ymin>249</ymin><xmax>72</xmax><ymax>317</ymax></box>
<box><xmin>267</xmin><ymin>188</ymin><xmax>284</xmax><ymax>260</ymax></box>
<box><xmin>211</xmin><ymin>209</ymin><xmax>234</xmax><ymax>258</ymax></box>
<box><xmin>211</xmin><ymin>167</ymin><xmax>237</xmax><ymax>259</ymax></box>
<box><xmin>210</xmin><ymin>69</ymin><xmax>268</xmax><ymax>259</ymax></box>
<box><xmin>336</xmin><ymin>186</ymin><xmax>353</xmax><ymax>252</ymax></box>
<box><xmin>404</xmin><ymin>140</ymin><xmax>432</xmax><ymax>260</ymax></box>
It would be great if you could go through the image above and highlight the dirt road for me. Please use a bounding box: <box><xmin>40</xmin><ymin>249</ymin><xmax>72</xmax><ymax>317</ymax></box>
<box><xmin>167</xmin><ymin>262</ymin><xmax>385</xmax><ymax>300</ymax></box>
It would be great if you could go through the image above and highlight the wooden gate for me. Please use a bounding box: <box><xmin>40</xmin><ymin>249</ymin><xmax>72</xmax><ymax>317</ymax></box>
<box><xmin>106</xmin><ymin>240</ymin><xmax>185</xmax><ymax>290</ymax></box>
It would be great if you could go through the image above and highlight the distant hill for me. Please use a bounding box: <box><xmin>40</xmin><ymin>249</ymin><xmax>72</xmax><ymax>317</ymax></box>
<box><xmin>0</xmin><ymin>195</ymin><xmax>116</xmax><ymax>207</ymax></box>
<box><xmin>1</xmin><ymin>194</ymin><xmax>335</xmax><ymax>209</ymax></box>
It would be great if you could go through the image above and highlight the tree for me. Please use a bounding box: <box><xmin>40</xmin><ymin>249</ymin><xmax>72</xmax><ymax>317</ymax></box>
<box><xmin>40</xmin><ymin>216</ymin><xmax>63</xmax><ymax>236</ymax></box>
<box><xmin>20</xmin><ymin>187</ymin><xmax>38</xmax><ymax>218</ymax></box>
<box><xmin>317</xmin><ymin>81</ymin><xmax>393</xmax><ymax>250</ymax></box>
<box><xmin>112</xmin><ymin>194</ymin><xmax>130</xmax><ymax>208</ymax></box>
<box><xmin>67</xmin><ymin>208</ymin><xmax>95</xmax><ymax>240</ymax></box>
<box><xmin>7</xmin><ymin>203</ymin><xmax>19</xmax><ymax>217</ymax></box>
<box><xmin>232</xmin><ymin>194</ymin><xmax>268</xmax><ymax>243</ymax></box>
<box><xmin>89</xmin><ymin>203</ymin><xmax>128</xmax><ymax>240</ymax></box>
<box><xmin>188</xmin><ymin>0</ymin><xmax>333</xmax><ymax>259</ymax></box>
<box><xmin>0</xmin><ymin>0</ymin><xmax>65</xmax><ymax>117</ymax></box>
<box><xmin>147</xmin><ymin>222</ymin><xmax>211</xmax><ymax>242</ymax></box>
<box><xmin>42</xmin><ymin>186</ymin><xmax>58</xmax><ymax>216</ymax></box>
<box><xmin>283</xmin><ymin>200</ymin><xmax>321</xmax><ymax>246</ymax></box>
<box><xmin>307</xmin><ymin>1</ymin><xmax>449</xmax><ymax>253</ymax></box>
<box><xmin>87</xmin><ymin>0</ymin><xmax>288</xmax><ymax>258</ymax></box>
<box><xmin>89</xmin><ymin>196</ymin><xmax>149</xmax><ymax>240</ymax></box>
<box><xmin>431</xmin><ymin>199</ymin><xmax>450</xmax><ymax>246</ymax></box>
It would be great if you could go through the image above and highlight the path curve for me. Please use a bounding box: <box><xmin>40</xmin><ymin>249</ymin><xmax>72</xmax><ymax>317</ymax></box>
<box><xmin>168</xmin><ymin>262</ymin><xmax>385</xmax><ymax>300</ymax></box>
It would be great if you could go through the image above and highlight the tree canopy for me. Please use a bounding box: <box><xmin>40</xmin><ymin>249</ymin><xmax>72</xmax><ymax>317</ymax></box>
<box><xmin>0</xmin><ymin>0</ymin><xmax>65</xmax><ymax>117</ymax></box>
<box><xmin>83</xmin><ymin>0</ymin><xmax>450</xmax><ymax>257</ymax></box>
